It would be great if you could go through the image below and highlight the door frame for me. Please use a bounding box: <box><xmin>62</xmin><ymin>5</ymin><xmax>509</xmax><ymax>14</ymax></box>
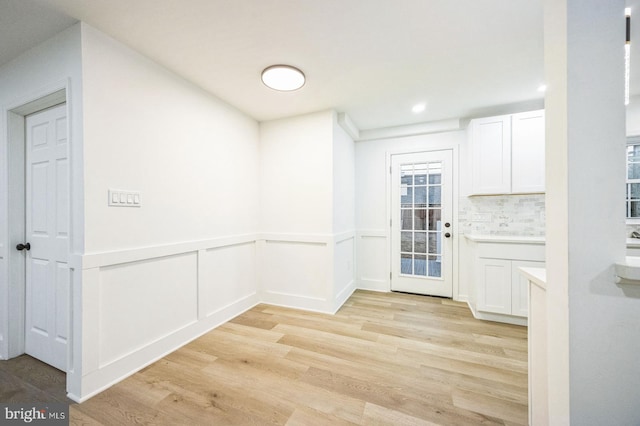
<box><xmin>385</xmin><ymin>146</ymin><xmax>460</xmax><ymax>299</ymax></box>
<box><xmin>3</xmin><ymin>83</ymin><xmax>71</xmax><ymax>362</ymax></box>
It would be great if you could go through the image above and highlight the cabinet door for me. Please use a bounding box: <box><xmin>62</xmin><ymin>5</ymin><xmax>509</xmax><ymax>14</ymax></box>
<box><xmin>471</xmin><ymin>115</ymin><xmax>511</xmax><ymax>194</ymax></box>
<box><xmin>511</xmin><ymin>260</ymin><xmax>545</xmax><ymax>317</ymax></box>
<box><xmin>477</xmin><ymin>258</ymin><xmax>512</xmax><ymax>314</ymax></box>
<box><xmin>511</xmin><ymin>110</ymin><xmax>545</xmax><ymax>193</ymax></box>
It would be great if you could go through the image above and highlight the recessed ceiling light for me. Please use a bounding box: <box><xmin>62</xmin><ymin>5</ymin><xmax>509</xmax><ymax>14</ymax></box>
<box><xmin>261</xmin><ymin>65</ymin><xmax>305</xmax><ymax>91</ymax></box>
<box><xmin>537</xmin><ymin>84</ymin><xmax>547</xmax><ymax>93</ymax></box>
<box><xmin>412</xmin><ymin>103</ymin><xmax>426</xmax><ymax>113</ymax></box>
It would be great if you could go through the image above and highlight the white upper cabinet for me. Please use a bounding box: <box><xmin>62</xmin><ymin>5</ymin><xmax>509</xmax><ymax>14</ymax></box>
<box><xmin>512</xmin><ymin>110</ymin><xmax>545</xmax><ymax>193</ymax></box>
<box><xmin>470</xmin><ymin>110</ymin><xmax>545</xmax><ymax>195</ymax></box>
<box><xmin>471</xmin><ymin>115</ymin><xmax>511</xmax><ymax>195</ymax></box>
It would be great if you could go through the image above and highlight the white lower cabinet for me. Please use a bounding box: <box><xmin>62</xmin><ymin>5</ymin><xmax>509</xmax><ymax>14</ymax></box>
<box><xmin>464</xmin><ymin>235</ymin><xmax>545</xmax><ymax>325</ymax></box>
<box><xmin>512</xmin><ymin>260</ymin><xmax>542</xmax><ymax>317</ymax></box>
<box><xmin>477</xmin><ymin>258</ymin><xmax>544</xmax><ymax>317</ymax></box>
<box><xmin>477</xmin><ymin>258</ymin><xmax>511</xmax><ymax>315</ymax></box>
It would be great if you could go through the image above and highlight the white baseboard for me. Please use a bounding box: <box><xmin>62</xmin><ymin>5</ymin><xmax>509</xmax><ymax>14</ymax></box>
<box><xmin>333</xmin><ymin>280</ymin><xmax>356</xmax><ymax>313</ymax></box>
<box><xmin>467</xmin><ymin>301</ymin><xmax>527</xmax><ymax>326</ymax></box>
<box><xmin>357</xmin><ymin>278</ymin><xmax>389</xmax><ymax>292</ymax></box>
<box><xmin>261</xmin><ymin>290</ymin><xmax>333</xmax><ymax>314</ymax></box>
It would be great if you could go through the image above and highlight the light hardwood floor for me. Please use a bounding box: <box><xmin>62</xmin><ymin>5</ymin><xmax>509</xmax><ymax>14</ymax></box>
<box><xmin>2</xmin><ymin>290</ymin><xmax>528</xmax><ymax>425</ymax></box>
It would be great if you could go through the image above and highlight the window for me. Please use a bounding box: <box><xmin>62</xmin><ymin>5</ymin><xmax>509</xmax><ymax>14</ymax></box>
<box><xmin>627</xmin><ymin>138</ymin><xmax>640</xmax><ymax>218</ymax></box>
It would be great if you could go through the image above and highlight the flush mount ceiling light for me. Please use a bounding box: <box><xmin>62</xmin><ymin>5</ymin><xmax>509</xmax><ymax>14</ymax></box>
<box><xmin>261</xmin><ymin>65</ymin><xmax>305</xmax><ymax>91</ymax></box>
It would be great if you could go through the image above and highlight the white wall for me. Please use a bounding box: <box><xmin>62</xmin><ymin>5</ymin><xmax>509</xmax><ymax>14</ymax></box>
<box><xmin>544</xmin><ymin>1</ymin><xmax>640</xmax><ymax>423</ymax></box>
<box><xmin>332</xmin><ymin>114</ymin><xmax>356</xmax><ymax>305</ymax></box>
<box><xmin>1</xmin><ymin>23</ymin><xmax>358</xmax><ymax>402</ymax></box>
<box><xmin>259</xmin><ymin>110</ymin><xmax>355</xmax><ymax>312</ymax></box>
<box><xmin>75</xmin><ymin>24</ymin><xmax>261</xmax><ymax>401</ymax></box>
<box><xmin>354</xmin><ymin>131</ymin><xmax>464</xmax><ymax>295</ymax></box>
<box><xmin>0</xmin><ymin>24</ymin><xmax>84</xmax><ymax>368</ymax></box>
<box><xmin>259</xmin><ymin>110</ymin><xmax>333</xmax><ymax>234</ymax></box>
<box><xmin>627</xmin><ymin>95</ymin><xmax>640</xmax><ymax>136</ymax></box>
<box><xmin>333</xmin><ymin>114</ymin><xmax>355</xmax><ymax>234</ymax></box>
<box><xmin>81</xmin><ymin>25</ymin><xmax>259</xmax><ymax>251</ymax></box>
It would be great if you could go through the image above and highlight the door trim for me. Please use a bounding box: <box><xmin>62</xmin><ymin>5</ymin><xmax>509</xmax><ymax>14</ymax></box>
<box><xmin>385</xmin><ymin>146</ymin><xmax>459</xmax><ymax>299</ymax></box>
<box><xmin>4</xmin><ymin>83</ymin><xmax>69</xmax><ymax>362</ymax></box>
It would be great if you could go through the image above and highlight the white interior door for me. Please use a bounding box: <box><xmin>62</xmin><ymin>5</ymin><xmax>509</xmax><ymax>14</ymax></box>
<box><xmin>391</xmin><ymin>150</ymin><xmax>453</xmax><ymax>297</ymax></box>
<box><xmin>24</xmin><ymin>103</ymin><xmax>69</xmax><ymax>371</ymax></box>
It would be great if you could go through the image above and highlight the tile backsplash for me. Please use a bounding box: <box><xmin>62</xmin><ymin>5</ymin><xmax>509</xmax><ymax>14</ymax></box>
<box><xmin>459</xmin><ymin>194</ymin><xmax>546</xmax><ymax>236</ymax></box>
<box><xmin>626</xmin><ymin>223</ymin><xmax>640</xmax><ymax>237</ymax></box>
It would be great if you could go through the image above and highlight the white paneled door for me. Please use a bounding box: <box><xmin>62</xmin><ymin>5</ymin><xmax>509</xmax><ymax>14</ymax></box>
<box><xmin>391</xmin><ymin>151</ymin><xmax>453</xmax><ymax>297</ymax></box>
<box><xmin>23</xmin><ymin>104</ymin><xmax>69</xmax><ymax>371</ymax></box>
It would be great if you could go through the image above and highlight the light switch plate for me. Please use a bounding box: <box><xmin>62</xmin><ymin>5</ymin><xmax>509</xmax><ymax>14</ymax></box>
<box><xmin>108</xmin><ymin>189</ymin><xmax>141</xmax><ymax>207</ymax></box>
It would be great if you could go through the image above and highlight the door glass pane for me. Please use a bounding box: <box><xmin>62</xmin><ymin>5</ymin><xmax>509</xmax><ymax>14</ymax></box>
<box><xmin>401</xmin><ymin>232</ymin><xmax>412</xmax><ymax>252</ymax></box>
<box><xmin>428</xmin><ymin>255</ymin><xmax>442</xmax><ymax>277</ymax></box>
<box><xmin>401</xmin><ymin>254</ymin><xmax>413</xmax><ymax>274</ymax></box>
<box><xmin>401</xmin><ymin>210</ymin><xmax>412</xmax><ymax>230</ymax></box>
<box><xmin>414</xmin><ymin>232</ymin><xmax>426</xmax><ymax>253</ymax></box>
<box><xmin>401</xmin><ymin>186</ymin><xmax>413</xmax><ymax>207</ymax></box>
<box><xmin>414</xmin><ymin>186</ymin><xmax>427</xmax><ymax>207</ymax></box>
<box><xmin>401</xmin><ymin>164</ymin><xmax>413</xmax><ymax>185</ymax></box>
<box><xmin>428</xmin><ymin>232</ymin><xmax>440</xmax><ymax>255</ymax></box>
<box><xmin>631</xmin><ymin>183</ymin><xmax>640</xmax><ymax>199</ymax></box>
<box><xmin>428</xmin><ymin>209</ymin><xmax>441</xmax><ymax>231</ymax></box>
<box><xmin>414</xmin><ymin>255</ymin><xmax>427</xmax><ymax>276</ymax></box>
<box><xmin>414</xmin><ymin>164</ymin><xmax>427</xmax><ymax>185</ymax></box>
<box><xmin>429</xmin><ymin>186</ymin><xmax>441</xmax><ymax>207</ymax></box>
<box><xmin>414</xmin><ymin>209</ymin><xmax>427</xmax><ymax>230</ymax></box>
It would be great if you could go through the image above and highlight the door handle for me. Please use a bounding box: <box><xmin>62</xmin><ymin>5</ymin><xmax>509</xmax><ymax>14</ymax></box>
<box><xmin>16</xmin><ymin>242</ymin><xmax>30</xmax><ymax>251</ymax></box>
<box><xmin>444</xmin><ymin>233</ymin><xmax>451</xmax><ymax>238</ymax></box>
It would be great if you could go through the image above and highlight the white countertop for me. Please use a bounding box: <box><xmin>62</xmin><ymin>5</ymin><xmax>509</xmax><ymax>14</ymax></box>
<box><xmin>464</xmin><ymin>234</ymin><xmax>545</xmax><ymax>244</ymax></box>
<box><xmin>627</xmin><ymin>238</ymin><xmax>640</xmax><ymax>248</ymax></box>
<box><xmin>465</xmin><ymin>235</ymin><xmax>640</xmax><ymax>248</ymax></box>
<box><xmin>615</xmin><ymin>256</ymin><xmax>640</xmax><ymax>285</ymax></box>
<box><xmin>519</xmin><ymin>267</ymin><xmax>547</xmax><ymax>290</ymax></box>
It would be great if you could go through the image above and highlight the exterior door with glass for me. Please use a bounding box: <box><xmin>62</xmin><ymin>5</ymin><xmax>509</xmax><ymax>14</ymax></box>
<box><xmin>390</xmin><ymin>150</ymin><xmax>453</xmax><ymax>297</ymax></box>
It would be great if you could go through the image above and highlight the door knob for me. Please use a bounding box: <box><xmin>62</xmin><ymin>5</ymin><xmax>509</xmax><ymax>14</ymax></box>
<box><xmin>444</xmin><ymin>233</ymin><xmax>451</xmax><ymax>238</ymax></box>
<box><xmin>16</xmin><ymin>242</ymin><xmax>30</xmax><ymax>251</ymax></box>
<box><xmin>444</xmin><ymin>222</ymin><xmax>451</xmax><ymax>228</ymax></box>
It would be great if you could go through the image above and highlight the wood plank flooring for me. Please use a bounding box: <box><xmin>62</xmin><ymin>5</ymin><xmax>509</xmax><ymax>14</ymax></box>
<box><xmin>1</xmin><ymin>290</ymin><xmax>528</xmax><ymax>425</ymax></box>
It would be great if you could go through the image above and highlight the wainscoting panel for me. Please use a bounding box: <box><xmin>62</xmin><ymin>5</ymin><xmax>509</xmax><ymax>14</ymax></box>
<box><xmin>333</xmin><ymin>233</ymin><xmax>356</xmax><ymax>312</ymax></box>
<box><xmin>260</xmin><ymin>237</ymin><xmax>329</xmax><ymax>311</ymax></box>
<box><xmin>200</xmin><ymin>242</ymin><xmax>257</xmax><ymax>318</ymax></box>
<box><xmin>67</xmin><ymin>231</ymin><xmax>361</xmax><ymax>401</ymax></box>
<box><xmin>98</xmin><ymin>252</ymin><xmax>198</xmax><ymax>367</ymax></box>
<box><xmin>73</xmin><ymin>235</ymin><xmax>261</xmax><ymax>402</ymax></box>
<box><xmin>356</xmin><ymin>230</ymin><xmax>389</xmax><ymax>292</ymax></box>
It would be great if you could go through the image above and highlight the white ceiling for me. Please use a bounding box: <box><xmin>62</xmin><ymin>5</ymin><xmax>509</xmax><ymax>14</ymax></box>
<box><xmin>2</xmin><ymin>1</ymin><xmax>639</xmax><ymax>130</ymax></box>
<box><xmin>0</xmin><ymin>0</ymin><xmax>76</xmax><ymax>67</ymax></box>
